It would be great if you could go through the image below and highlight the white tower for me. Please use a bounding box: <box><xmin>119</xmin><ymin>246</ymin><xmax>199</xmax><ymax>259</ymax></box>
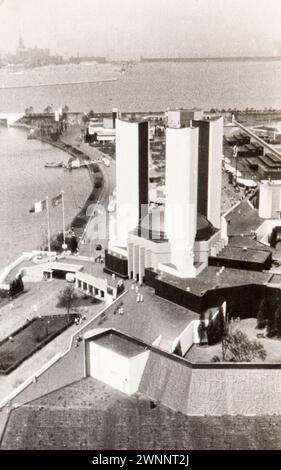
<box><xmin>112</xmin><ymin>119</ymin><xmax>149</xmax><ymax>247</ymax></box>
<box><xmin>163</xmin><ymin>126</ymin><xmax>199</xmax><ymax>278</ymax></box>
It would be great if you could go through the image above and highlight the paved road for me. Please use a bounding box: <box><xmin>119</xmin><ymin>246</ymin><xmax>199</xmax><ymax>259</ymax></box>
<box><xmin>60</xmin><ymin>128</ymin><xmax>116</xmax><ymax>258</ymax></box>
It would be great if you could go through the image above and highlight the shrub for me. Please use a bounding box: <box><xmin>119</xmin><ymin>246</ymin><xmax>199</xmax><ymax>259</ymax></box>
<box><xmin>174</xmin><ymin>342</ymin><xmax>183</xmax><ymax>357</ymax></box>
<box><xmin>57</xmin><ymin>285</ymin><xmax>78</xmax><ymax>315</ymax></box>
<box><xmin>216</xmin><ymin>328</ymin><xmax>267</xmax><ymax>362</ymax></box>
<box><xmin>256</xmin><ymin>298</ymin><xmax>269</xmax><ymax>329</ymax></box>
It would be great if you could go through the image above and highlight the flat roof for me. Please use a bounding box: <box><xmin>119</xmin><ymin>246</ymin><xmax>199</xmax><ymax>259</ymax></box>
<box><xmin>225</xmin><ymin>199</ymin><xmax>264</xmax><ymax>236</ymax></box>
<box><xmin>44</xmin><ymin>262</ymin><xmax>83</xmax><ymax>272</ymax></box>
<box><xmin>215</xmin><ymin>246</ymin><xmax>270</xmax><ymax>264</ymax></box>
<box><xmin>93</xmin><ymin>332</ymin><xmax>146</xmax><ymax>358</ymax></box>
<box><xmin>157</xmin><ymin>266</ymin><xmax>268</xmax><ymax>295</ymax></box>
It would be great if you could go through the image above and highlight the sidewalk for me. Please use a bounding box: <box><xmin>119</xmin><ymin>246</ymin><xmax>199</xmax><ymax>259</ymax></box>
<box><xmin>0</xmin><ymin>279</ymin><xmax>106</xmax><ymax>402</ymax></box>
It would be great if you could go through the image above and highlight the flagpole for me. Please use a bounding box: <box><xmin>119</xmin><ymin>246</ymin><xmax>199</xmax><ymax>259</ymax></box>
<box><xmin>61</xmin><ymin>190</ymin><xmax>66</xmax><ymax>249</ymax></box>
<box><xmin>46</xmin><ymin>196</ymin><xmax>51</xmax><ymax>258</ymax></box>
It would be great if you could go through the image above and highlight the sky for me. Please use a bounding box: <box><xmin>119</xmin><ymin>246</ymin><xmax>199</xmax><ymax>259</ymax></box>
<box><xmin>0</xmin><ymin>0</ymin><xmax>281</xmax><ymax>59</ymax></box>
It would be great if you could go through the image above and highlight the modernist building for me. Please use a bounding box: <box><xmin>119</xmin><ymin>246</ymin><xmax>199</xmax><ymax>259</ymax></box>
<box><xmin>105</xmin><ymin>112</ymin><xmax>227</xmax><ymax>283</ymax></box>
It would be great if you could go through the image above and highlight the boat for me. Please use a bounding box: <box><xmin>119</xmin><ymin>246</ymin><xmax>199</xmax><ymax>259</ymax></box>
<box><xmin>44</xmin><ymin>162</ymin><xmax>64</xmax><ymax>168</ymax></box>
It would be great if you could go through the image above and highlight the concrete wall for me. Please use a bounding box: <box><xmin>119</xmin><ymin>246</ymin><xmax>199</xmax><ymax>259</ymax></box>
<box><xmin>139</xmin><ymin>350</ymin><xmax>281</xmax><ymax>416</ymax></box>
<box><xmin>187</xmin><ymin>368</ymin><xmax>281</xmax><ymax>416</ymax></box>
<box><xmin>129</xmin><ymin>350</ymin><xmax>150</xmax><ymax>394</ymax></box>
<box><xmin>87</xmin><ymin>341</ymin><xmax>150</xmax><ymax>395</ymax></box>
<box><xmin>174</xmin><ymin>321</ymin><xmax>195</xmax><ymax>355</ymax></box>
<box><xmin>88</xmin><ymin>341</ymin><xmax>130</xmax><ymax>394</ymax></box>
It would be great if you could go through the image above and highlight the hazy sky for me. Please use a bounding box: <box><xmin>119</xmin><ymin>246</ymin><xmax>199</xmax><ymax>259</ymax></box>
<box><xmin>0</xmin><ymin>0</ymin><xmax>281</xmax><ymax>58</ymax></box>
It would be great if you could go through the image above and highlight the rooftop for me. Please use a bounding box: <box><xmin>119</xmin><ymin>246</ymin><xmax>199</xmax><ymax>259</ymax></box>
<box><xmin>3</xmin><ymin>377</ymin><xmax>281</xmax><ymax>449</ymax></box>
<box><xmin>225</xmin><ymin>199</ymin><xmax>264</xmax><ymax>236</ymax></box>
<box><xmin>157</xmin><ymin>266</ymin><xmax>267</xmax><ymax>295</ymax></box>
<box><xmin>92</xmin><ymin>332</ymin><xmax>146</xmax><ymax>358</ymax></box>
<box><xmin>214</xmin><ymin>245</ymin><xmax>270</xmax><ymax>264</ymax></box>
<box><xmin>93</xmin><ymin>287</ymin><xmax>197</xmax><ymax>345</ymax></box>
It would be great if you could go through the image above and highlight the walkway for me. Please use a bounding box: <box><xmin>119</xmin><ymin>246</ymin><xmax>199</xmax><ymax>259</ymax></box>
<box><xmin>59</xmin><ymin>128</ymin><xmax>116</xmax><ymax>257</ymax></box>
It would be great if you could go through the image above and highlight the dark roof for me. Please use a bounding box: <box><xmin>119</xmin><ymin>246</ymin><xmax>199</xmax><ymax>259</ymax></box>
<box><xmin>131</xmin><ymin>210</ymin><xmax>216</xmax><ymax>242</ymax></box>
<box><xmin>215</xmin><ymin>245</ymin><xmax>270</xmax><ymax>264</ymax></box>
<box><xmin>3</xmin><ymin>377</ymin><xmax>281</xmax><ymax>450</ymax></box>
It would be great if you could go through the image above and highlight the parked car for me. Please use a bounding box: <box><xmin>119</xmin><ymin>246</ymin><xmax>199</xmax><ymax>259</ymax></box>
<box><xmin>95</xmin><ymin>243</ymin><xmax>102</xmax><ymax>251</ymax></box>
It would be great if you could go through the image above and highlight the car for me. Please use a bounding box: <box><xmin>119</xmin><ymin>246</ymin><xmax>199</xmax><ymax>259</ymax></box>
<box><xmin>95</xmin><ymin>243</ymin><xmax>102</xmax><ymax>251</ymax></box>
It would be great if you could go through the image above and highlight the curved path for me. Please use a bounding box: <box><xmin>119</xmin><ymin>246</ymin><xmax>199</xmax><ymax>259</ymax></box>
<box><xmin>59</xmin><ymin>127</ymin><xmax>116</xmax><ymax>257</ymax></box>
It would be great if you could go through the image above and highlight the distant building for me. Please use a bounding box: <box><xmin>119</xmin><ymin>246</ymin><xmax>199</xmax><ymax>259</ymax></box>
<box><xmin>13</xmin><ymin>35</ymin><xmax>63</xmax><ymax>67</ymax></box>
<box><xmin>259</xmin><ymin>180</ymin><xmax>281</xmax><ymax>219</ymax></box>
<box><xmin>167</xmin><ymin>108</ymin><xmax>204</xmax><ymax>128</ymax></box>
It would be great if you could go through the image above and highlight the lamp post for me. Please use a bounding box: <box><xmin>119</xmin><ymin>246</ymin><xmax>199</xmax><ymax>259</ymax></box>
<box><xmin>233</xmin><ymin>145</ymin><xmax>238</xmax><ymax>185</ymax></box>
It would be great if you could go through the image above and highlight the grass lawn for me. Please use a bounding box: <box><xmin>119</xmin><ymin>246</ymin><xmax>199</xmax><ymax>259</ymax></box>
<box><xmin>0</xmin><ymin>314</ymin><xmax>77</xmax><ymax>374</ymax></box>
<box><xmin>185</xmin><ymin>318</ymin><xmax>281</xmax><ymax>363</ymax></box>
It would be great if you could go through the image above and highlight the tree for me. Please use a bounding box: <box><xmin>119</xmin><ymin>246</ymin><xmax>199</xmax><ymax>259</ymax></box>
<box><xmin>44</xmin><ymin>105</ymin><xmax>53</xmax><ymax>113</ymax></box>
<box><xmin>57</xmin><ymin>285</ymin><xmax>78</xmax><ymax>316</ymax></box>
<box><xmin>214</xmin><ymin>328</ymin><xmax>267</xmax><ymax>362</ymax></box>
<box><xmin>274</xmin><ymin>304</ymin><xmax>281</xmax><ymax>338</ymax></box>
<box><xmin>87</xmin><ymin>109</ymin><xmax>95</xmax><ymax>119</ymax></box>
<box><xmin>198</xmin><ymin>311</ymin><xmax>207</xmax><ymax>345</ymax></box>
<box><xmin>25</xmin><ymin>106</ymin><xmax>34</xmax><ymax>115</ymax></box>
<box><xmin>174</xmin><ymin>342</ymin><xmax>183</xmax><ymax>357</ymax></box>
<box><xmin>198</xmin><ymin>319</ymin><xmax>207</xmax><ymax>345</ymax></box>
<box><xmin>216</xmin><ymin>305</ymin><xmax>226</xmax><ymax>339</ymax></box>
<box><xmin>256</xmin><ymin>298</ymin><xmax>269</xmax><ymax>329</ymax></box>
<box><xmin>69</xmin><ymin>235</ymin><xmax>78</xmax><ymax>254</ymax></box>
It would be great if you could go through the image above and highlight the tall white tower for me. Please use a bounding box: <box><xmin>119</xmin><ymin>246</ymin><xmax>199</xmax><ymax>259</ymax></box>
<box><xmin>164</xmin><ymin>126</ymin><xmax>199</xmax><ymax>278</ymax></box>
<box><xmin>113</xmin><ymin>119</ymin><xmax>149</xmax><ymax>246</ymax></box>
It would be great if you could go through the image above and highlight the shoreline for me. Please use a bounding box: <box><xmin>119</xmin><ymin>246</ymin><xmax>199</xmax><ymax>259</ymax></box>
<box><xmin>7</xmin><ymin>124</ymin><xmax>102</xmax><ymax>254</ymax></box>
<box><xmin>36</xmin><ymin>136</ymin><xmax>104</xmax><ymax>251</ymax></box>
<box><xmin>0</xmin><ymin>77</ymin><xmax>118</xmax><ymax>91</ymax></box>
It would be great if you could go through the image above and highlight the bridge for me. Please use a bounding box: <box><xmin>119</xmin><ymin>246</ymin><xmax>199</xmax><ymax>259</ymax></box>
<box><xmin>0</xmin><ymin>113</ymin><xmax>25</xmax><ymax>128</ymax></box>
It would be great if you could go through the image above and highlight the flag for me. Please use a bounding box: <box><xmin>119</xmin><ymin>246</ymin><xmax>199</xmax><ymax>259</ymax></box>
<box><xmin>29</xmin><ymin>198</ymin><xmax>47</xmax><ymax>213</ymax></box>
<box><xmin>51</xmin><ymin>193</ymin><xmax>63</xmax><ymax>208</ymax></box>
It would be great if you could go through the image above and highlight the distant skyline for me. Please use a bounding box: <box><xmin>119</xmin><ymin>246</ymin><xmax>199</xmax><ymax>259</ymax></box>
<box><xmin>0</xmin><ymin>0</ymin><xmax>281</xmax><ymax>59</ymax></box>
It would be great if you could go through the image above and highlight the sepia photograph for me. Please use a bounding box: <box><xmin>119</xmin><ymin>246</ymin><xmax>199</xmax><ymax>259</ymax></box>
<box><xmin>0</xmin><ymin>0</ymin><xmax>281</xmax><ymax>462</ymax></box>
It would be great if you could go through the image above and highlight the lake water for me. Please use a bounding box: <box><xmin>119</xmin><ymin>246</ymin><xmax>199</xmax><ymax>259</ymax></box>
<box><xmin>0</xmin><ymin>126</ymin><xmax>92</xmax><ymax>271</ymax></box>
<box><xmin>0</xmin><ymin>60</ymin><xmax>281</xmax><ymax>113</ymax></box>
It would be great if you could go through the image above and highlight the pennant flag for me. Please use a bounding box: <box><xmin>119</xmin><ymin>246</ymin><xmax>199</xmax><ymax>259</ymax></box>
<box><xmin>29</xmin><ymin>198</ymin><xmax>47</xmax><ymax>213</ymax></box>
<box><xmin>51</xmin><ymin>193</ymin><xmax>63</xmax><ymax>208</ymax></box>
